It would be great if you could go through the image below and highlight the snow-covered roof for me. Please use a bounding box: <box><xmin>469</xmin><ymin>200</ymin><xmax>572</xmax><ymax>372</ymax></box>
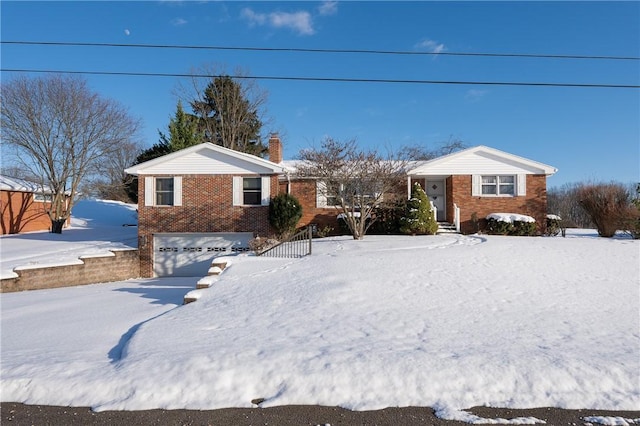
<box><xmin>279</xmin><ymin>159</ymin><xmax>423</xmax><ymax>177</ymax></box>
<box><xmin>0</xmin><ymin>175</ymin><xmax>51</xmax><ymax>194</ymax></box>
<box><xmin>124</xmin><ymin>143</ymin><xmax>286</xmax><ymax>176</ymax></box>
<box><xmin>407</xmin><ymin>145</ymin><xmax>558</xmax><ymax>176</ymax></box>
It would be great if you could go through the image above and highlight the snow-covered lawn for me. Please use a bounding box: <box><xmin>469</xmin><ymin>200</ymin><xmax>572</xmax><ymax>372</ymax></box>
<box><xmin>0</xmin><ymin>199</ymin><xmax>138</xmax><ymax>279</ymax></box>
<box><xmin>1</xmin><ymin>200</ymin><xmax>638</xmax><ymax>423</ymax></box>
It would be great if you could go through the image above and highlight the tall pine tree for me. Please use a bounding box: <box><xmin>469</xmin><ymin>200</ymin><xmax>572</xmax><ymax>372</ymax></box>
<box><xmin>191</xmin><ymin>76</ymin><xmax>266</xmax><ymax>156</ymax></box>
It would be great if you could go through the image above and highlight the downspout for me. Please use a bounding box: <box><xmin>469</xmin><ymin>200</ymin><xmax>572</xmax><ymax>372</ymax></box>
<box><xmin>285</xmin><ymin>171</ymin><xmax>291</xmax><ymax>194</ymax></box>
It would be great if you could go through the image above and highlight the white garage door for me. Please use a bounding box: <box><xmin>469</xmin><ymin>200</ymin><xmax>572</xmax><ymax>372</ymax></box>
<box><xmin>153</xmin><ymin>233</ymin><xmax>253</xmax><ymax>277</ymax></box>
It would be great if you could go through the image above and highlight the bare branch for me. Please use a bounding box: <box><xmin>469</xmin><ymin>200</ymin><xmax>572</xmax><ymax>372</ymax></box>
<box><xmin>1</xmin><ymin>74</ymin><xmax>140</xmax><ymax>232</ymax></box>
<box><xmin>297</xmin><ymin>137</ymin><xmax>408</xmax><ymax>240</ymax></box>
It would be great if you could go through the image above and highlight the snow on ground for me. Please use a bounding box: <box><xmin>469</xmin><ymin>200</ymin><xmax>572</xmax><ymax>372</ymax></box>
<box><xmin>1</xmin><ymin>200</ymin><xmax>638</xmax><ymax>422</ymax></box>
<box><xmin>0</xmin><ymin>199</ymin><xmax>138</xmax><ymax>279</ymax></box>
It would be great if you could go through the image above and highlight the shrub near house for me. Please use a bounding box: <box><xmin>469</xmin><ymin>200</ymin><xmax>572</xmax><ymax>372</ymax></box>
<box><xmin>125</xmin><ymin>137</ymin><xmax>557</xmax><ymax>277</ymax></box>
<box><xmin>400</xmin><ymin>183</ymin><xmax>438</xmax><ymax>235</ymax></box>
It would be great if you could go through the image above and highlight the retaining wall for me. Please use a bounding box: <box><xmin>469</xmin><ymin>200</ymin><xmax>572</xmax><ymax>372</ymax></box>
<box><xmin>0</xmin><ymin>248</ymin><xmax>140</xmax><ymax>293</ymax></box>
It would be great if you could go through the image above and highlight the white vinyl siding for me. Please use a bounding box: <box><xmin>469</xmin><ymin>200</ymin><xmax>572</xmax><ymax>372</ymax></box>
<box><xmin>144</xmin><ymin>176</ymin><xmax>182</xmax><ymax>206</ymax></box>
<box><xmin>472</xmin><ymin>174</ymin><xmax>525</xmax><ymax>197</ymax></box>
<box><xmin>139</xmin><ymin>147</ymin><xmax>279</xmax><ymax>176</ymax></box>
<box><xmin>233</xmin><ymin>176</ymin><xmax>271</xmax><ymax>206</ymax></box>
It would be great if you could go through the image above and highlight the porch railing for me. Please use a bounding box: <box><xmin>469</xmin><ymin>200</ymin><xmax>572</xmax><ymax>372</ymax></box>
<box><xmin>430</xmin><ymin>201</ymin><xmax>438</xmax><ymax>223</ymax></box>
<box><xmin>258</xmin><ymin>227</ymin><xmax>313</xmax><ymax>258</ymax></box>
<box><xmin>453</xmin><ymin>203</ymin><xmax>460</xmax><ymax>233</ymax></box>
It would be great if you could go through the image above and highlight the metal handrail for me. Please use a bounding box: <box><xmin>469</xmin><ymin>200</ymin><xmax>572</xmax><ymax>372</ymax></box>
<box><xmin>258</xmin><ymin>227</ymin><xmax>313</xmax><ymax>258</ymax></box>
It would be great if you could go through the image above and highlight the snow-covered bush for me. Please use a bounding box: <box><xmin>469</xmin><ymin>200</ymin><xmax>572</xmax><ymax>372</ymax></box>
<box><xmin>400</xmin><ymin>183</ymin><xmax>438</xmax><ymax>235</ymax></box>
<box><xmin>545</xmin><ymin>214</ymin><xmax>562</xmax><ymax>236</ymax></box>
<box><xmin>486</xmin><ymin>213</ymin><xmax>537</xmax><ymax>236</ymax></box>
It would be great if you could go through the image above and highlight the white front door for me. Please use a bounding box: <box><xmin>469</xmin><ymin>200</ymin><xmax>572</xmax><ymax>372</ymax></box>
<box><xmin>425</xmin><ymin>180</ymin><xmax>446</xmax><ymax>221</ymax></box>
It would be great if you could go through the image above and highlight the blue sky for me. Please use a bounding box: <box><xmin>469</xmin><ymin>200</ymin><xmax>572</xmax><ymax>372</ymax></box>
<box><xmin>1</xmin><ymin>1</ymin><xmax>639</xmax><ymax>188</ymax></box>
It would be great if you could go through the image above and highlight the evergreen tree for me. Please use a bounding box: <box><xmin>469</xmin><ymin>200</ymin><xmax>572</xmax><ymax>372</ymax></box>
<box><xmin>158</xmin><ymin>101</ymin><xmax>201</xmax><ymax>151</ymax></box>
<box><xmin>268</xmin><ymin>193</ymin><xmax>303</xmax><ymax>237</ymax></box>
<box><xmin>400</xmin><ymin>183</ymin><xmax>438</xmax><ymax>235</ymax></box>
<box><xmin>124</xmin><ymin>101</ymin><xmax>202</xmax><ymax>202</ymax></box>
<box><xmin>191</xmin><ymin>76</ymin><xmax>266</xmax><ymax>156</ymax></box>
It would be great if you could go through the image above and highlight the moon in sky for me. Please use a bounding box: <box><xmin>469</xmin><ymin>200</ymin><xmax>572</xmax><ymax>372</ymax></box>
<box><xmin>124</xmin><ymin>29</ymin><xmax>130</xmax><ymax>36</ymax></box>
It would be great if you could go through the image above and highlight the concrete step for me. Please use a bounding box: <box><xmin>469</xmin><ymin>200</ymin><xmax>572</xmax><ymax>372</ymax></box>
<box><xmin>437</xmin><ymin>222</ymin><xmax>459</xmax><ymax>234</ymax></box>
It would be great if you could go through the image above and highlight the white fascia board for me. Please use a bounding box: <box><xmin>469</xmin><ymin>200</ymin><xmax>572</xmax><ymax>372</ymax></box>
<box><xmin>124</xmin><ymin>143</ymin><xmax>285</xmax><ymax>176</ymax></box>
<box><xmin>407</xmin><ymin>145</ymin><xmax>558</xmax><ymax>176</ymax></box>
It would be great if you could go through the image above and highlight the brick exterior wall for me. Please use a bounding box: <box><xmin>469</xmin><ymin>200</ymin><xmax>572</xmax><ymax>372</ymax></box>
<box><xmin>285</xmin><ymin>179</ymin><xmax>343</xmax><ymax>233</ymax></box>
<box><xmin>138</xmin><ymin>174</ymin><xmax>279</xmax><ymax>277</ymax></box>
<box><xmin>0</xmin><ymin>249</ymin><xmax>139</xmax><ymax>293</ymax></box>
<box><xmin>447</xmin><ymin>174</ymin><xmax>548</xmax><ymax>234</ymax></box>
<box><xmin>2</xmin><ymin>190</ymin><xmax>52</xmax><ymax>234</ymax></box>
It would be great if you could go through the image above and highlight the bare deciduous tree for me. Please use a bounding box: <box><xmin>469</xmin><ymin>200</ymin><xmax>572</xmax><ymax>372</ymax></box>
<box><xmin>399</xmin><ymin>136</ymin><xmax>466</xmax><ymax>161</ymax></box>
<box><xmin>83</xmin><ymin>140</ymin><xmax>143</xmax><ymax>202</ymax></box>
<box><xmin>176</xmin><ymin>64</ymin><xmax>271</xmax><ymax>156</ymax></box>
<box><xmin>1</xmin><ymin>74</ymin><xmax>141</xmax><ymax>233</ymax></box>
<box><xmin>297</xmin><ymin>138</ymin><xmax>408</xmax><ymax>240</ymax></box>
<box><xmin>547</xmin><ymin>182</ymin><xmax>593</xmax><ymax>228</ymax></box>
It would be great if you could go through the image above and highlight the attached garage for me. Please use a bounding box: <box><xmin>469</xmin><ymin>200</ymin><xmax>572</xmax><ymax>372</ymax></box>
<box><xmin>153</xmin><ymin>232</ymin><xmax>253</xmax><ymax>277</ymax></box>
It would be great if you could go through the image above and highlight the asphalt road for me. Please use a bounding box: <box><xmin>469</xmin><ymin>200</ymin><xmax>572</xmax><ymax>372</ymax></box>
<box><xmin>3</xmin><ymin>402</ymin><xmax>639</xmax><ymax>425</ymax></box>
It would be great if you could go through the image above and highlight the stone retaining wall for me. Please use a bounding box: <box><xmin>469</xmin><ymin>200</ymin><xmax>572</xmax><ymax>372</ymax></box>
<box><xmin>0</xmin><ymin>248</ymin><xmax>140</xmax><ymax>293</ymax></box>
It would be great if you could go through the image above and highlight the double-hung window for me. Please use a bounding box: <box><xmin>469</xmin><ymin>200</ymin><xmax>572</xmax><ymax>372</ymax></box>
<box><xmin>242</xmin><ymin>177</ymin><xmax>262</xmax><ymax>205</ymax></box>
<box><xmin>155</xmin><ymin>177</ymin><xmax>174</xmax><ymax>206</ymax></box>
<box><xmin>232</xmin><ymin>176</ymin><xmax>270</xmax><ymax>206</ymax></box>
<box><xmin>482</xmin><ymin>175</ymin><xmax>515</xmax><ymax>196</ymax></box>
<box><xmin>144</xmin><ymin>176</ymin><xmax>182</xmax><ymax>207</ymax></box>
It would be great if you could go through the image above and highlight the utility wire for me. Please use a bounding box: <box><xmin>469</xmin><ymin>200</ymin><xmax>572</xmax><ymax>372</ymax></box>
<box><xmin>2</xmin><ymin>40</ymin><xmax>639</xmax><ymax>61</ymax></box>
<box><xmin>2</xmin><ymin>68</ymin><xmax>638</xmax><ymax>89</ymax></box>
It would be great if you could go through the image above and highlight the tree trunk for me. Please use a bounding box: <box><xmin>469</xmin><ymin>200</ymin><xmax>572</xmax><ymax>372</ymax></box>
<box><xmin>51</xmin><ymin>219</ymin><xmax>65</xmax><ymax>234</ymax></box>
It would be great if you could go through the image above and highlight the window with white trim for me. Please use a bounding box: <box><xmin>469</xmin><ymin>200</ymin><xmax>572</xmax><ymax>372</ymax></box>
<box><xmin>155</xmin><ymin>177</ymin><xmax>174</xmax><ymax>206</ymax></box>
<box><xmin>33</xmin><ymin>193</ymin><xmax>52</xmax><ymax>203</ymax></box>
<box><xmin>144</xmin><ymin>176</ymin><xmax>182</xmax><ymax>207</ymax></box>
<box><xmin>317</xmin><ymin>180</ymin><xmax>382</xmax><ymax>208</ymax></box>
<box><xmin>232</xmin><ymin>176</ymin><xmax>270</xmax><ymax>206</ymax></box>
<box><xmin>482</xmin><ymin>175</ymin><xmax>515</xmax><ymax>196</ymax></box>
<box><xmin>242</xmin><ymin>177</ymin><xmax>262</xmax><ymax>205</ymax></box>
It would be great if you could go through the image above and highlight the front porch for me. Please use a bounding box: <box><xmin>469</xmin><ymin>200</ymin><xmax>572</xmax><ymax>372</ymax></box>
<box><xmin>407</xmin><ymin>175</ymin><xmax>461</xmax><ymax>233</ymax></box>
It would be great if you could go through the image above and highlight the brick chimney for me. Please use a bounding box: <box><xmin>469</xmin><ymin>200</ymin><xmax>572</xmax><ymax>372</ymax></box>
<box><xmin>268</xmin><ymin>133</ymin><xmax>283</xmax><ymax>164</ymax></box>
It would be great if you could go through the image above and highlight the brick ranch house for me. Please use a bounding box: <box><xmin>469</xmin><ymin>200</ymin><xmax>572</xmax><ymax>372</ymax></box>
<box><xmin>125</xmin><ymin>135</ymin><xmax>557</xmax><ymax>277</ymax></box>
<box><xmin>1</xmin><ymin>175</ymin><xmax>70</xmax><ymax>235</ymax></box>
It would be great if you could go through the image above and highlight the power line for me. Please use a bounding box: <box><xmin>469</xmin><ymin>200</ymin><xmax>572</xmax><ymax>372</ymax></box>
<box><xmin>2</xmin><ymin>40</ymin><xmax>639</xmax><ymax>61</ymax></box>
<box><xmin>2</xmin><ymin>68</ymin><xmax>638</xmax><ymax>89</ymax></box>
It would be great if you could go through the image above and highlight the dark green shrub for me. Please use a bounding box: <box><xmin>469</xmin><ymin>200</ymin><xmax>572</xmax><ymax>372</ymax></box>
<box><xmin>268</xmin><ymin>193</ymin><xmax>303</xmax><ymax>237</ymax></box>
<box><xmin>400</xmin><ymin>183</ymin><xmax>438</xmax><ymax>235</ymax></box>
<box><xmin>486</xmin><ymin>218</ymin><xmax>512</xmax><ymax>235</ymax></box>
<box><xmin>368</xmin><ymin>200</ymin><xmax>405</xmax><ymax>235</ymax></box>
<box><xmin>512</xmin><ymin>220</ymin><xmax>537</xmax><ymax>236</ymax></box>
<box><xmin>486</xmin><ymin>215</ymin><xmax>537</xmax><ymax>236</ymax></box>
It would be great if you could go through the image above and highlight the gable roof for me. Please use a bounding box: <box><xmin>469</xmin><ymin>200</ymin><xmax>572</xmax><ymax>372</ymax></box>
<box><xmin>407</xmin><ymin>145</ymin><xmax>558</xmax><ymax>176</ymax></box>
<box><xmin>124</xmin><ymin>143</ymin><xmax>286</xmax><ymax>176</ymax></box>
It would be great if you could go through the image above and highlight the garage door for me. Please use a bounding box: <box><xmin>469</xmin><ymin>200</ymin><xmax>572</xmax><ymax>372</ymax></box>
<box><xmin>153</xmin><ymin>233</ymin><xmax>253</xmax><ymax>277</ymax></box>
